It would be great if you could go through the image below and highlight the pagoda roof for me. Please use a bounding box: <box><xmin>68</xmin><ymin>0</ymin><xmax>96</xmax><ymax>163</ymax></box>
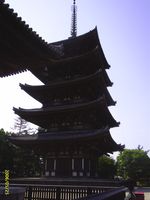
<box><xmin>20</xmin><ymin>69</ymin><xmax>115</xmax><ymax>106</ymax></box>
<box><xmin>0</xmin><ymin>1</ymin><xmax>56</xmax><ymax>77</ymax></box>
<box><xmin>32</xmin><ymin>45</ymin><xmax>111</xmax><ymax>85</ymax></box>
<box><xmin>47</xmin><ymin>45</ymin><xmax>108</xmax><ymax>70</ymax></box>
<box><xmin>13</xmin><ymin>97</ymin><xmax>119</xmax><ymax>129</ymax></box>
<box><xmin>13</xmin><ymin>97</ymin><xmax>107</xmax><ymax>115</ymax></box>
<box><xmin>10</xmin><ymin>127</ymin><xmax>109</xmax><ymax>143</ymax></box>
<box><xmin>49</xmin><ymin>27</ymin><xmax>110</xmax><ymax>69</ymax></box>
<box><xmin>103</xmin><ymin>69</ymin><xmax>113</xmax><ymax>87</ymax></box>
<box><xmin>9</xmin><ymin>127</ymin><xmax>123</xmax><ymax>153</ymax></box>
<box><xmin>21</xmin><ymin>69</ymin><xmax>102</xmax><ymax>91</ymax></box>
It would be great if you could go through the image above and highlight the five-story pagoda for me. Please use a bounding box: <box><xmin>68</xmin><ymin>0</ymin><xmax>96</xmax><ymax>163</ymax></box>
<box><xmin>10</xmin><ymin>0</ymin><xmax>123</xmax><ymax>178</ymax></box>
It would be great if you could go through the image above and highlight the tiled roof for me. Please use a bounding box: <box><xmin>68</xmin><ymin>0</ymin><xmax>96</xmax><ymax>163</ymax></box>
<box><xmin>0</xmin><ymin>0</ymin><xmax>54</xmax><ymax>77</ymax></box>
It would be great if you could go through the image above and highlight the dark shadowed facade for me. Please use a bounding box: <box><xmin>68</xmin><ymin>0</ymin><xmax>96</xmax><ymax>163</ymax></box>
<box><xmin>10</xmin><ymin>28</ymin><xmax>124</xmax><ymax>178</ymax></box>
<box><xmin>0</xmin><ymin>0</ymin><xmax>124</xmax><ymax>178</ymax></box>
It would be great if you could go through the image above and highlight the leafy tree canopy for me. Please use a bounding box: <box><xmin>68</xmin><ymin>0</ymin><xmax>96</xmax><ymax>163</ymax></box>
<box><xmin>0</xmin><ymin>128</ymin><xmax>14</xmax><ymax>171</ymax></box>
<box><xmin>117</xmin><ymin>147</ymin><xmax>150</xmax><ymax>181</ymax></box>
<box><xmin>98</xmin><ymin>155</ymin><xmax>116</xmax><ymax>179</ymax></box>
<box><xmin>0</xmin><ymin>128</ymin><xmax>41</xmax><ymax>177</ymax></box>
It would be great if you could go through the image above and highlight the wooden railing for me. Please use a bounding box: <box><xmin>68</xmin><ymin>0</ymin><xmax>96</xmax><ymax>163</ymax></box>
<box><xmin>8</xmin><ymin>184</ymin><xmax>127</xmax><ymax>200</ymax></box>
<box><xmin>76</xmin><ymin>187</ymin><xmax>126</xmax><ymax>200</ymax></box>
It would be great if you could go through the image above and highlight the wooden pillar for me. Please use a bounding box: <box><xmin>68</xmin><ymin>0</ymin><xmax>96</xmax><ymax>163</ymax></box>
<box><xmin>82</xmin><ymin>158</ymin><xmax>84</xmax><ymax>170</ymax></box>
<box><xmin>45</xmin><ymin>159</ymin><xmax>47</xmax><ymax>171</ymax></box>
<box><xmin>89</xmin><ymin>159</ymin><xmax>91</xmax><ymax>171</ymax></box>
<box><xmin>72</xmin><ymin>158</ymin><xmax>77</xmax><ymax>177</ymax></box>
<box><xmin>45</xmin><ymin>158</ymin><xmax>49</xmax><ymax>177</ymax></box>
<box><xmin>87</xmin><ymin>159</ymin><xmax>91</xmax><ymax>177</ymax></box>
<box><xmin>72</xmin><ymin>158</ymin><xmax>74</xmax><ymax>170</ymax></box>
<box><xmin>54</xmin><ymin>159</ymin><xmax>56</xmax><ymax>171</ymax></box>
<box><xmin>51</xmin><ymin>159</ymin><xmax>56</xmax><ymax>177</ymax></box>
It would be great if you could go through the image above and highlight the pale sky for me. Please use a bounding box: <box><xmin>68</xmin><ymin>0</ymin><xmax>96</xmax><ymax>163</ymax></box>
<box><xmin>0</xmin><ymin>0</ymin><xmax>150</xmax><ymax>155</ymax></box>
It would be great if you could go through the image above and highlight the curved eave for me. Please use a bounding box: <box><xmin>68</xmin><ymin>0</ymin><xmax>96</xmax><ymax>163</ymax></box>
<box><xmin>30</xmin><ymin>45</ymin><xmax>110</xmax><ymax>85</ymax></box>
<box><xmin>0</xmin><ymin>1</ymin><xmax>54</xmax><ymax>77</ymax></box>
<box><xmin>50</xmin><ymin>28</ymin><xmax>98</xmax><ymax>47</ymax></box>
<box><xmin>49</xmin><ymin>27</ymin><xmax>110</xmax><ymax>69</ymax></box>
<box><xmin>20</xmin><ymin>69</ymin><xmax>116</xmax><ymax>106</ymax></box>
<box><xmin>105</xmin><ymin>89</ymin><xmax>116</xmax><ymax>106</ymax></box>
<box><xmin>95</xmin><ymin>29</ymin><xmax>110</xmax><ymax>69</ymax></box>
<box><xmin>13</xmin><ymin>97</ymin><xmax>119</xmax><ymax>128</ymax></box>
<box><xmin>9</xmin><ymin>127</ymin><xmax>109</xmax><ymax>144</ymax></box>
<box><xmin>13</xmin><ymin>96</ymin><xmax>105</xmax><ymax>115</ymax></box>
<box><xmin>21</xmin><ymin>69</ymin><xmax>101</xmax><ymax>90</ymax></box>
<box><xmin>9</xmin><ymin>128</ymin><xmax>124</xmax><ymax>152</ymax></box>
<box><xmin>103</xmin><ymin>69</ymin><xmax>113</xmax><ymax>87</ymax></box>
<box><xmin>48</xmin><ymin>45</ymin><xmax>105</xmax><ymax>70</ymax></box>
<box><xmin>95</xmin><ymin>133</ymin><xmax>124</xmax><ymax>153</ymax></box>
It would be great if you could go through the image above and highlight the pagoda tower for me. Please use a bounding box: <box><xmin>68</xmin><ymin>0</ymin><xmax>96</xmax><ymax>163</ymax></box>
<box><xmin>10</xmin><ymin>1</ymin><xmax>123</xmax><ymax>178</ymax></box>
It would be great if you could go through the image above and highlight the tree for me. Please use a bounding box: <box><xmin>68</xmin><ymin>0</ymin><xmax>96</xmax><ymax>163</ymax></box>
<box><xmin>116</xmin><ymin>148</ymin><xmax>150</xmax><ymax>183</ymax></box>
<box><xmin>13</xmin><ymin>147</ymin><xmax>42</xmax><ymax>177</ymax></box>
<box><xmin>12</xmin><ymin>116</ymin><xmax>36</xmax><ymax>135</ymax></box>
<box><xmin>0</xmin><ymin>128</ymin><xmax>41</xmax><ymax>177</ymax></box>
<box><xmin>98</xmin><ymin>155</ymin><xmax>116</xmax><ymax>179</ymax></box>
<box><xmin>0</xmin><ymin>129</ymin><xmax>14</xmax><ymax>171</ymax></box>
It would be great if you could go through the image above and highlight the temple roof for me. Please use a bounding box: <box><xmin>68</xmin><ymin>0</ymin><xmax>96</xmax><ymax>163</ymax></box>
<box><xmin>10</xmin><ymin>127</ymin><xmax>109</xmax><ymax>142</ymax></box>
<box><xmin>20</xmin><ymin>69</ymin><xmax>115</xmax><ymax>106</ymax></box>
<box><xmin>21</xmin><ymin>69</ymin><xmax>102</xmax><ymax>91</ymax></box>
<box><xmin>0</xmin><ymin>0</ymin><xmax>55</xmax><ymax>77</ymax></box>
<box><xmin>13</xmin><ymin>96</ymin><xmax>107</xmax><ymax>115</ymax></box>
<box><xmin>31</xmin><ymin>44</ymin><xmax>111</xmax><ymax>85</ymax></box>
<box><xmin>9</xmin><ymin>127</ymin><xmax>123</xmax><ymax>153</ymax></box>
<box><xmin>50</xmin><ymin>27</ymin><xmax>110</xmax><ymax>69</ymax></box>
<box><xmin>13</xmin><ymin>97</ymin><xmax>119</xmax><ymax>129</ymax></box>
<box><xmin>47</xmin><ymin>46</ymin><xmax>108</xmax><ymax>71</ymax></box>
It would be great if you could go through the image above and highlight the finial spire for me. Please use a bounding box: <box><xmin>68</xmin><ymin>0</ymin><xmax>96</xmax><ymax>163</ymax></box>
<box><xmin>71</xmin><ymin>0</ymin><xmax>77</xmax><ymax>38</ymax></box>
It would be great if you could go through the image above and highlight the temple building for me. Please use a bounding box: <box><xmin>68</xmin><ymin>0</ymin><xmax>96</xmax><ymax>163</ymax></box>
<box><xmin>1</xmin><ymin>0</ymin><xmax>124</xmax><ymax>178</ymax></box>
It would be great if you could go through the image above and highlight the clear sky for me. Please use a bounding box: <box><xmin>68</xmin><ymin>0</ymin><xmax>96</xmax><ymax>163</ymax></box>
<box><xmin>0</xmin><ymin>0</ymin><xmax>150</xmax><ymax>155</ymax></box>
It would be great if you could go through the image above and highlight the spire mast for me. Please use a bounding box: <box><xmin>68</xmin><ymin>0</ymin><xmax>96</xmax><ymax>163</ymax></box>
<box><xmin>71</xmin><ymin>0</ymin><xmax>77</xmax><ymax>38</ymax></box>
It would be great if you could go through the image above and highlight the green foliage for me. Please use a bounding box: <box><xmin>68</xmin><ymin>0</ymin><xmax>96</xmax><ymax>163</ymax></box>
<box><xmin>98</xmin><ymin>155</ymin><xmax>116</xmax><ymax>179</ymax></box>
<box><xmin>0</xmin><ymin>129</ymin><xmax>14</xmax><ymax>171</ymax></box>
<box><xmin>0</xmin><ymin>128</ymin><xmax>41</xmax><ymax>177</ymax></box>
<box><xmin>13</xmin><ymin>147</ymin><xmax>42</xmax><ymax>177</ymax></box>
<box><xmin>117</xmin><ymin>148</ymin><xmax>150</xmax><ymax>182</ymax></box>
